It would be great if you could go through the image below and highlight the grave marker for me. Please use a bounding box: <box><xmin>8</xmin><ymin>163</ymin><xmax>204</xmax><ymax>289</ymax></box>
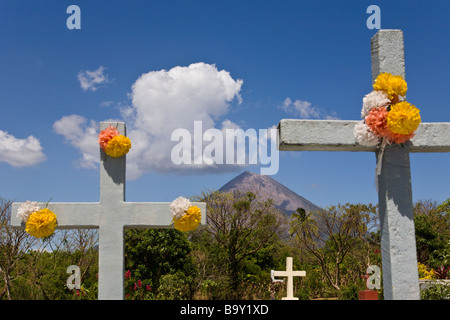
<box><xmin>11</xmin><ymin>122</ymin><xmax>206</xmax><ymax>300</ymax></box>
<box><xmin>271</xmin><ymin>257</ymin><xmax>306</xmax><ymax>300</ymax></box>
<box><xmin>277</xmin><ymin>30</ymin><xmax>450</xmax><ymax>300</ymax></box>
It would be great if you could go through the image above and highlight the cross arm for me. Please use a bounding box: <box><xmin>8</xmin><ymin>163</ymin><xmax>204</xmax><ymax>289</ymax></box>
<box><xmin>122</xmin><ymin>202</ymin><xmax>207</xmax><ymax>228</ymax></box>
<box><xmin>10</xmin><ymin>202</ymin><xmax>100</xmax><ymax>229</ymax></box>
<box><xmin>273</xmin><ymin>271</ymin><xmax>306</xmax><ymax>277</ymax></box>
<box><xmin>272</xmin><ymin>271</ymin><xmax>287</xmax><ymax>277</ymax></box>
<box><xmin>278</xmin><ymin>119</ymin><xmax>450</xmax><ymax>153</ymax></box>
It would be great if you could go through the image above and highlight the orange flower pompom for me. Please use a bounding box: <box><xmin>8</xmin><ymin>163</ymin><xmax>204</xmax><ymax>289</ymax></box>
<box><xmin>98</xmin><ymin>125</ymin><xmax>120</xmax><ymax>150</ymax></box>
<box><xmin>365</xmin><ymin>107</ymin><xmax>389</xmax><ymax>137</ymax></box>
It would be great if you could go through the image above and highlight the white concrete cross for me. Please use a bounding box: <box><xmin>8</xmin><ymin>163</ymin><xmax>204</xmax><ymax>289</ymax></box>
<box><xmin>10</xmin><ymin>121</ymin><xmax>206</xmax><ymax>300</ymax></box>
<box><xmin>278</xmin><ymin>30</ymin><xmax>450</xmax><ymax>300</ymax></box>
<box><xmin>272</xmin><ymin>257</ymin><xmax>306</xmax><ymax>300</ymax></box>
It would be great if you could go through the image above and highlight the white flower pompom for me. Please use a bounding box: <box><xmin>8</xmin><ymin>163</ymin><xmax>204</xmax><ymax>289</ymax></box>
<box><xmin>354</xmin><ymin>121</ymin><xmax>380</xmax><ymax>146</ymax></box>
<box><xmin>361</xmin><ymin>90</ymin><xmax>390</xmax><ymax>118</ymax></box>
<box><xmin>170</xmin><ymin>196</ymin><xmax>191</xmax><ymax>220</ymax></box>
<box><xmin>17</xmin><ymin>201</ymin><xmax>41</xmax><ymax>223</ymax></box>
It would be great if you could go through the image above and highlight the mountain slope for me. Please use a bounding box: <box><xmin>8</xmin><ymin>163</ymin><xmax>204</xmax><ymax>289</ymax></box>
<box><xmin>219</xmin><ymin>171</ymin><xmax>321</xmax><ymax>215</ymax></box>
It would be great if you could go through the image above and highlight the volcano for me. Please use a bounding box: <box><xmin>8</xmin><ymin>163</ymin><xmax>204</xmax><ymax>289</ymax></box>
<box><xmin>219</xmin><ymin>171</ymin><xmax>321</xmax><ymax>215</ymax></box>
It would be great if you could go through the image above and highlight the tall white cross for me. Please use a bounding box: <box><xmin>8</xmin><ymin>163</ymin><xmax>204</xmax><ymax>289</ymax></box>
<box><xmin>10</xmin><ymin>121</ymin><xmax>206</xmax><ymax>300</ymax></box>
<box><xmin>278</xmin><ymin>30</ymin><xmax>450</xmax><ymax>300</ymax></box>
<box><xmin>272</xmin><ymin>257</ymin><xmax>306</xmax><ymax>300</ymax></box>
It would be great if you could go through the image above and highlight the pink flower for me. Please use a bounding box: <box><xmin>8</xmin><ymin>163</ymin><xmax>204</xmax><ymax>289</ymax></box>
<box><xmin>146</xmin><ymin>285</ymin><xmax>151</xmax><ymax>291</ymax></box>
<box><xmin>365</xmin><ymin>107</ymin><xmax>389</xmax><ymax>137</ymax></box>
<box><xmin>364</xmin><ymin>107</ymin><xmax>414</xmax><ymax>144</ymax></box>
<box><xmin>98</xmin><ymin>125</ymin><xmax>119</xmax><ymax>150</ymax></box>
<box><xmin>137</xmin><ymin>279</ymin><xmax>142</xmax><ymax>288</ymax></box>
<box><xmin>125</xmin><ymin>270</ymin><xmax>131</xmax><ymax>279</ymax></box>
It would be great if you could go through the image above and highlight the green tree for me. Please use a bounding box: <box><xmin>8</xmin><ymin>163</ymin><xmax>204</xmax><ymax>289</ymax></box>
<box><xmin>290</xmin><ymin>203</ymin><xmax>378</xmax><ymax>293</ymax></box>
<box><xmin>414</xmin><ymin>199</ymin><xmax>450</xmax><ymax>267</ymax></box>
<box><xmin>0</xmin><ymin>196</ymin><xmax>98</xmax><ymax>300</ymax></box>
<box><xmin>192</xmin><ymin>190</ymin><xmax>286</xmax><ymax>299</ymax></box>
<box><xmin>0</xmin><ymin>198</ymin><xmax>38</xmax><ymax>299</ymax></box>
<box><xmin>124</xmin><ymin>229</ymin><xmax>196</xmax><ymax>299</ymax></box>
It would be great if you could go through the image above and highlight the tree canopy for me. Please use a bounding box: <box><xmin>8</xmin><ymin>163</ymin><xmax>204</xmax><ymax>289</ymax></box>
<box><xmin>1</xmin><ymin>195</ymin><xmax>449</xmax><ymax>300</ymax></box>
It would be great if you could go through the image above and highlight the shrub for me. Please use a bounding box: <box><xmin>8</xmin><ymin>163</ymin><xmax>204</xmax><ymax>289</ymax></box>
<box><xmin>421</xmin><ymin>282</ymin><xmax>450</xmax><ymax>300</ymax></box>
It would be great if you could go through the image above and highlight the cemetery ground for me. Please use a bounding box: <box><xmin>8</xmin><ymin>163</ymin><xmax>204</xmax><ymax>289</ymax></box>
<box><xmin>1</xmin><ymin>193</ymin><xmax>449</xmax><ymax>300</ymax></box>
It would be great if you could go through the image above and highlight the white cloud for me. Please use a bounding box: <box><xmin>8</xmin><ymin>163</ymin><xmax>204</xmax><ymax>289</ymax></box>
<box><xmin>127</xmin><ymin>62</ymin><xmax>242</xmax><ymax>134</ymax></box>
<box><xmin>124</xmin><ymin>62</ymin><xmax>244</xmax><ymax>179</ymax></box>
<box><xmin>99</xmin><ymin>100</ymin><xmax>114</xmax><ymax>107</ymax></box>
<box><xmin>77</xmin><ymin>66</ymin><xmax>111</xmax><ymax>92</ymax></box>
<box><xmin>324</xmin><ymin>112</ymin><xmax>340</xmax><ymax>120</ymax></box>
<box><xmin>0</xmin><ymin>130</ymin><xmax>46</xmax><ymax>167</ymax></box>
<box><xmin>52</xmin><ymin>115</ymin><xmax>99</xmax><ymax>169</ymax></box>
<box><xmin>54</xmin><ymin>62</ymin><xmax>246</xmax><ymax>179</ymax></box>
<box><xmin>280</xmin><ymin>97</ymin><xmax>319</xmax><ymax>118</ymax></box>
<box><xmin>279</xmin><ymin>97</ymin><xmax>339</xmax><ymax>119</ymax></box>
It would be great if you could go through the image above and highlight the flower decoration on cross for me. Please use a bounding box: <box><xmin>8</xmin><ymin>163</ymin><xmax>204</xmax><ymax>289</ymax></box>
<box><xmin>98</xmin><ymin>124</ymin><xmax>131</xmax><ymax>157</ymax></box>
<box><xmin>170</xmin><ymin>196</ymin><xmax>201</xmax><ymax>232</ymax></box>
<box><xmin>17</xmin><ymin>201</ymin><xmax>58</xmax><ymax>239</ymax></box>
<box><xmin>355</xmin><ymin>72</ymin><xmax>421</xmax><ymax>146</ymax></box>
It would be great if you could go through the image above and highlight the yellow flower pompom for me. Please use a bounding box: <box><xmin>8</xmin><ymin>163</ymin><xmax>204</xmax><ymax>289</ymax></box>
<box><xmin>104</xmin><ymin>135</ymin><xmax>131</xmax><ymax>158</ymax></box>
<box><xmin>418</xmin><ymin>262</ymin><xmax>435</xmax><ymax>280</ymax></box>
<box><xmin>173</xmin><ymin>206</ymin><xmax>201</xmax><ymax>232</ymax></box>
<box><xmin>388</xmin><ymin>75</ymin><xmax>408</xmax><ymax>97</ymax></box>
<box><xmin>387</xmin><ymin>101</ymin><xmax>421</xmax><ymax>135</ymax></box>
<box><xmin>373</xmin><ymin>72</ymin><xmax>407</xmax><ymax>100</ymax></box>
<box><xmin>25</xmin><ymin>208</ymin><xmax>57</xmax><ymax>238</ymax></box>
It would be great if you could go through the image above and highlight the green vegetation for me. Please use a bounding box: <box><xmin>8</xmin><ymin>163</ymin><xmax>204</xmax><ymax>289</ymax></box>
<box><xmin>1</xmin><ymin>194</ymin><xmax>449</xmax><ymax>300</ymax></box>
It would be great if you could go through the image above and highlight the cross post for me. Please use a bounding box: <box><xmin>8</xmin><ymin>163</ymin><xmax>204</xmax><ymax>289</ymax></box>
<box><xmin>272</xmin><ymin>257</ymin><xmax>306</xmax><ymax>300</ymax></box>
<box><xmin>10</xmin><ymin>121</ymin><xmax>206</xmax><ymax>300</ymax></box>
<box><xmin>277</xmin><ymin>30</ymin><xmax>450</xmax><ymax>300</ymax></box>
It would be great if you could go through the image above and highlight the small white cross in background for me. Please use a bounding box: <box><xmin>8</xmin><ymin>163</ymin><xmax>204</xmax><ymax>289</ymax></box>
<box><xmin>272</xmin><ymin>257</ymin><xmax>306</xmax><ymax>300</ymax></box>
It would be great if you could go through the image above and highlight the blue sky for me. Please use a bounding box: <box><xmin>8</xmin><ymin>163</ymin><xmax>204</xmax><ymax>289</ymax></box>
<box><xmin>0</xmin><ymin>0</ymin><xmax>449</xmax><ymax>209</ymax></box>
